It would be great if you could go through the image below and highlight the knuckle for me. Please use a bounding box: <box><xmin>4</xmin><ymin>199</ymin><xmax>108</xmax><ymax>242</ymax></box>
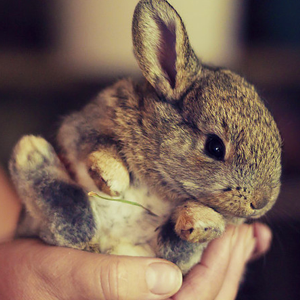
<box><xmin>98</xmin><ymin>256</ymin><xmax>129</xmax><ymax>300</ymax></box>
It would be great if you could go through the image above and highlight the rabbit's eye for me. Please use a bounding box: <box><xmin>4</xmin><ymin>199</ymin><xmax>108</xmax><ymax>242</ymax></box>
<box><xmin>205</xmin><ymin>135</ymin><xmax>225</xmax><ymax>161</ymax></box>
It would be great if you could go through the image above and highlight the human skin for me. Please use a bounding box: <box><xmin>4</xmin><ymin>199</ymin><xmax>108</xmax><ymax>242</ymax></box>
<box><xmin>0</xmin><ymin>167</ymin><xmax>271</xmax><ymax>300</ymax></box>
<box><xmin>0</xmin><ymin>168</ymin><xmax>21</xmax><ymax>243</ymax></box>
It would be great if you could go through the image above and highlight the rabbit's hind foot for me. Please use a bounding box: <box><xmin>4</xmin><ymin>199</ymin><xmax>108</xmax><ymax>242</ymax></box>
<box><xmin>157</xmin><ymin>218</ymin><xmax>207</xmax><ymax>275</ymax></box>
<box><xmin>10</xmin><ymin>135</ymin><xmax>68</xmax><ymax>183</ymax></box>
<box><xmin>10</xmin><ymin>135</ymin><xmax>96</xmax><ymax>248</ymax></box>
<box><xmin>9</xmin><ymin>134</ymin><xmax>72</xmax><ymax>219</ymax></box>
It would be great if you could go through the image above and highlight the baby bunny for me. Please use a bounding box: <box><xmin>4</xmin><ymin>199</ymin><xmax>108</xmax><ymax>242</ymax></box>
<box><xmin>9</xmin><ymin>0</ymin><xmax>281</xmax><ymax>274</ymax></box>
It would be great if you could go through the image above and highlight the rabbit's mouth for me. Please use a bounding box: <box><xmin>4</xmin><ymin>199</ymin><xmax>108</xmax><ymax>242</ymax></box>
<box><xmin>207</xmin><ymin>205</ymin><xmax>256</xmax><ymax>219</ymax></box>
<box><xmin>197</xmin><ymin>193</ymin><xmax>277</xmax><ymax>220</ymax></box>
<box><xmin>173</xmin><ymin>175</ymin><xmax>280</xmax><ymax>220</ymax></box>
<box><xmin>192</xmin><ymin>182</ymin><xmax>280</xmax><ymax>220</ymax></box>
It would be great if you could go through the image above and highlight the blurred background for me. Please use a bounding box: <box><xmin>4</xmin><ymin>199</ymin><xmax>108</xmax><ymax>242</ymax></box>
<box><xmin>0</xmin><ymin>0</ymin><xmax>299</xmax><ymax>298</ymax></box>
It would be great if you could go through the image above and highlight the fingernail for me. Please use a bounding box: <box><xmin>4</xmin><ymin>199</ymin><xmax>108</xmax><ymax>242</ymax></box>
<box><xmin>146</xmin><ymin>262</ymin><xmax>182</xmax><ymax>295</ymax></box>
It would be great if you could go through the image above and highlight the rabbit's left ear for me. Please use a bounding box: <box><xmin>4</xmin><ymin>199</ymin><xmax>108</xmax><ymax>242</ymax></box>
<box><xmin>132</xmin><ymin>0</ymin><xmax>201</xmax><ymax>101</ymax></box>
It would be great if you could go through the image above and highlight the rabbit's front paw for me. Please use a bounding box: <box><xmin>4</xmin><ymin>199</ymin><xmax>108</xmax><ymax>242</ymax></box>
<box><xmin>86</xmin><ymin>147</ymin><xmax>130</xmax><ymax>196</ymax></box>
<box><xmin>173</xmin><ymin>202</ymin><xmax>225</xmax><ymax>243</ymax></box>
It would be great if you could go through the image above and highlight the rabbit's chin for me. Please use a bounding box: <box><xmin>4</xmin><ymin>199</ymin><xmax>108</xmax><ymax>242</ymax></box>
<box><xmin>195</xmin><ymin>189</ymin><xmax>278</xmax><ymax>220</ymax></box>
<box><xmin>201</xmin><ymin>203</ymin><xmax>272</xmax><ymax>221</ymax></box>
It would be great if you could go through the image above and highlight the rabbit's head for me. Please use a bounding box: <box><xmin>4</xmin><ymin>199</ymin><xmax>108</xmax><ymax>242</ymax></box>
<box><xmin>130</xmin><ymin>0</ymin><xmax>281</xmax><ymax>219</ymax></box>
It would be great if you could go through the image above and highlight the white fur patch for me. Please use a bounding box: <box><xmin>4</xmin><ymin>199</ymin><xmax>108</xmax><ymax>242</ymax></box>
<box><xmin>88</xmin><ymin>185</ymin><xmax>173</xmax><ymax>257</ymax></box>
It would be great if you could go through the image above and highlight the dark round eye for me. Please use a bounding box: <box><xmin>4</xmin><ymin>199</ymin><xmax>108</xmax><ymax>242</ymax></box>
<box><xmin>205</xmin><ymin>134</ymin><xmax>225</xmax><ymax>161</ymax></box>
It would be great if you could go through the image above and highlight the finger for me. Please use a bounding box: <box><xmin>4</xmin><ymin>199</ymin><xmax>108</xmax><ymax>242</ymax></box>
<box><xmin>0</xmin><ymin>168</ymin><xmax>21</xmax><ymax>242</ymax></box>
<box><xmin>173</xmin><ymin>225</ymin><xmax>238</xmax><ymax>300</ymax></box>
<box><xmin>215</xmin><ymin>224</ymin><xmax>256</xmax><ymax>300</ymax></box>
<box><xmin>250</xmin><ymin>222</ymin><xmax>272</xmax><ymax>261</ymax></box>
<box><xmin>0</xmin><ymin>239</ymin><xmax>182</xmax><ymax>300</ymax></box>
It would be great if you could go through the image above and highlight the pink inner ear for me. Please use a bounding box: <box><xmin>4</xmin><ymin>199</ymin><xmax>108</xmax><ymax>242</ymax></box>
<box><xmin>156</xmin><ymin>18</ymin><xmax>177</xmax><ymax>89</ymax></box>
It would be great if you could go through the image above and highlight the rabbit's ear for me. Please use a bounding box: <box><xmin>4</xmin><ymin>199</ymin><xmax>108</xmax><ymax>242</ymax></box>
<box><xmin>132</xmin><ymin>0</ymin><xmax>201</xmax><ymax>101</ymax></box>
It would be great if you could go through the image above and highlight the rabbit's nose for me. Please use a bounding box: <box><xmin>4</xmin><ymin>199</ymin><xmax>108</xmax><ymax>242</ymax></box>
<box><xmin>250</xmin><ymin>197</ymin><xmax>269</xmax><ymax>210</ymax></box>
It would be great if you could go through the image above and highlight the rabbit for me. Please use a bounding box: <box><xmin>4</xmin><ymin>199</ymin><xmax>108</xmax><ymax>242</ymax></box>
<box><xmin>9</xmin><ymin>0</ymin><xmax>282</xmax><ymax>275</ymax></box>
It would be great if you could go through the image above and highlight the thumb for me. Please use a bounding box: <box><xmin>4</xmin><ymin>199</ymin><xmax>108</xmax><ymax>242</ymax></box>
<box><xmin>7</xmin><ymin>239</ymin><xmax>182</xmax><ymax>300</ymax></box>
<box><xmin>72</xmin><ymin>253</ymin><xmax>183</xmax><ymax>300</ymax></box>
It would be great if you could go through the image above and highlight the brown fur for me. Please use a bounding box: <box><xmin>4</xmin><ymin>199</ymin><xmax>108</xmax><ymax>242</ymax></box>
<box><xmin>9</xmin><ymin>0</ymin><xmax>282</xmax><ymax>274</ymax></box>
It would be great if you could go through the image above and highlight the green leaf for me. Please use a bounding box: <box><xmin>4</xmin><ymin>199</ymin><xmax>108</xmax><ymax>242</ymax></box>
<box><xmin>88</xmin><ymin>191</ymin><xmax>158</xmax><ymax>217</ymax></box>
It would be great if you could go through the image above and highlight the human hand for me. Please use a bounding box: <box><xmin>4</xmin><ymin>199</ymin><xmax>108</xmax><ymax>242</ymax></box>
<box><xmin>171</xmin><ymin>222</ymin><xmax>272</xmax><ymax>300</ymax></box>
<box><xmin>0</xmin><ymin>238</ymin><xmax>183</xmax><ymax>300</ymax></box>
<box><xmin>0</xmin><ymin>223</ymin><xmax>271</xmax><ymax>300</ymax></box>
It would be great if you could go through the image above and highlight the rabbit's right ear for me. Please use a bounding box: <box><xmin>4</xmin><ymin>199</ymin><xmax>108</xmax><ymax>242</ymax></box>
<box><xmin>132</xmin><ymin>0</ymin><xmax>201</xmax><ymax>102</ymax></box>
